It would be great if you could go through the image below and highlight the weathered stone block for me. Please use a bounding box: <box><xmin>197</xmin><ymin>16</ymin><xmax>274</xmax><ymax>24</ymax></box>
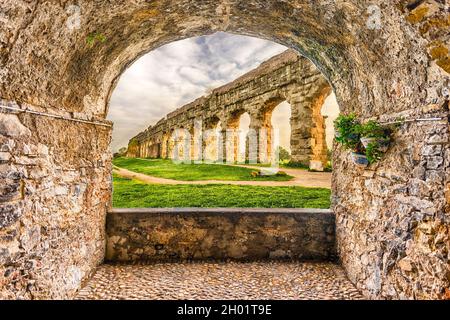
<box><xmin>0</xmin><ymin>114</ymin><xmax>31</xmax><ymax>138</ymax></box>
<box><xmin>309</xmin><ymin>160</ymin><xmax>324</xmax><ymax>171</ymax></box>
<box><xmin>0</xmin><ymin>152</ymin><xmax>11</xmax><ymax>163</ymax></box>
<box><xmin>0</xmin><ymin>178</ymin><xmax>22</xmax><ymax>202</ymax></box>
<box><xmin>0</xmin><ymin>203</ymin><xmax>22</xmax><ymax>228</ymax></box>
<box><xmin>106</xmin><ymin>208</ymin><xmax>336</xmax><ymax>262</ymax></box>
<box><xmin>426</xmin><ymin>156</ymin><xmax>444</xmax><ymax>169</ymax></box>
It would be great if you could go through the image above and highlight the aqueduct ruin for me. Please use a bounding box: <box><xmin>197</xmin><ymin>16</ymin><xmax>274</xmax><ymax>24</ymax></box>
<box><xmin>126</xmin><ymin>50</ymin><xmax>331</xmax><ymax>169</ymax></box>
<box><xmin>0</xmin><ymin>0</ymin><xmax>449</xmax><ymax>300</ymax></box>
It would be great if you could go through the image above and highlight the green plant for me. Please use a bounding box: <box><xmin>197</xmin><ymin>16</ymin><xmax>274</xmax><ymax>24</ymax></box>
<box><xmin>394</xmin><ymin>117</ymin><xmax>406</xmax><ymax>129</ymax></box>
<box><xmin>87</xmin><ymin>32</ymin><xmax>107</xmax><ymax>47</ymax></box>
<box><xmin>324</xmin><ymin>161</ymin><xmax>333</xmax><ymax>172</ymax></box>
<box><xmin>276</xmin><ymin>146</ymin><xmax>291</xmax><ymax>162</ymax></box>
<box><xmin>334</xmin><ymin>115</ymin><xmax>394</xmax><ymax>166</ymax></box>
<box><xmin>282</xmin><ymin>161</ymin><xmax>310</xmax><ymax>170</ymax></box>
<box><xmin>358</xmin><ymin>120</ymin><xmax>387</xmax><ymax>138</ymax></box>
<box><xmin>118</xmin><ymin>147</ymin><xmax>128</xmax><ymax>156</ymax></box>
<box><xmin>334</xmin><ymin>113</ymin><xmax>361</xmax><ymax>150</ymax></box>
<box><xmin>365</xmin><ymin>142</ymin><xmax>383</xmax><ymax>164</ymax></box>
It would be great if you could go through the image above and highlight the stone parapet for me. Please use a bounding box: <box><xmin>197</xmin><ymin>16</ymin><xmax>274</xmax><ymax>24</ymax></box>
<box><xmin>106</xmin><ymin>208</ymin><xmax>336</xmax><ymax>262</ymax></box>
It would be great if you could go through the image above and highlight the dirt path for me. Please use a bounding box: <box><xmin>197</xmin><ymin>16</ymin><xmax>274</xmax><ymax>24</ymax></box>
<box><xmin>113</xmin><ymin>166</ymin><xmax>332</xmax><ymax>188</ymax></box>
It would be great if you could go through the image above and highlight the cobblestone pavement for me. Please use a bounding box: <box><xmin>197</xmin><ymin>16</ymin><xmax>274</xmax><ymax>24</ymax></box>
<box><xmin>76</xmin><ymin>261</ymin><xmax>364</xmax><ymax>300</ymax></box>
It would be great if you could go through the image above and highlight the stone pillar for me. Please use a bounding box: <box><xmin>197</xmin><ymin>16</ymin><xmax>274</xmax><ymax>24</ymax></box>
<box><xmin>190</xmin><ymin>120</ymin><xmax>203</xmax><ymax>163</ymax></box>
<box><xmin>216</xmin><ymin>129</ymin><xmax>225</xmax><ymax>163</ymax></box>
<box><xmin>188</xmin><ymin>127</ymin><xmax>195</xmax><ymax>161</ymax></box>
<box><xmin>222</xmin><ymin>128</ymin><xmax>236</xmax><ymax>164</ymax></box>
<box><xmin>248</xmin><ymin>115</ymin><xmax>271</xmax><ymax>164</ymax></box>
<box><xmin>203</xmin><ymin>122</ymin><xmax>221</xmax><ymax>163</ymax></box>
<box><xmin>221</xmin><ymin>115</ymin><xmax>240</xmax><ymax>164</ymax></box>
<box><xmin>162</xmin><ymin>133</ymin><xmax>171</xmax><ymax>159</ymax></box>
<box><xmin>166</xmin><ymin>132</ymin><xmax>175</xmax><ymax>160</ymax></box>
<box><xmin>289</xmin><ymin>82</ymin><xmax>330</xmax><ymax>170</ymax></box>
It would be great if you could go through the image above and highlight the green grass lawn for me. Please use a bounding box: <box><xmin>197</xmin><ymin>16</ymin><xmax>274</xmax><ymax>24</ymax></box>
<box><xmin>113</xmin><ymin>175</ymin><xmax>331</xmax><ymax>208</ymax></box>
<box><xmin>113</xmin><ymin>157</ymin><xmax>293</xmax><ymax>181</ymax></box>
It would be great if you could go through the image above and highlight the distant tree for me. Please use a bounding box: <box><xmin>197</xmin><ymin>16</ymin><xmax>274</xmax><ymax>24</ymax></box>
<box><xmin>118</xmin><ymin>147</ymin><xmax>127</xmax><ymax>156</ymax></box>
<box><xmin>114</xmin><ymin>147</ymin><xmax>128</xmax><ymax>159</ymax></box>
<box><xmin>276</xmin><ymin>146</ymin><xmax>291</xmax><ymax>162</ymax></box>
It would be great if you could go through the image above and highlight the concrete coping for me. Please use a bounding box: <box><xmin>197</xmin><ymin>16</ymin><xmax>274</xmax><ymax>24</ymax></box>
<box><xmin>109</xmin><ymin>208</ymin><xmax>333</xmax><ymax>215</ymax></box>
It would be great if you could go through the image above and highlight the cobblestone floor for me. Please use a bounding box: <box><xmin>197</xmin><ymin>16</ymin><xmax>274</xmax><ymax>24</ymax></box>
<box><xmin>76</xmin><ymin>261</ymin><xmax>364</xmax><ymax>300</ymax></box>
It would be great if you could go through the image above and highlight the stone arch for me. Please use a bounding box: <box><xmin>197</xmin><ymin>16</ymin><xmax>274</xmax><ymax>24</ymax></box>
<box><xmin>254</xmin><ymin>96</ymin><xmax>287</xmax><ymax>164</ymax></box>
<box><xmin>0</xmin><ymin>1</ymin><xmax>449</xmax><ymax>300</ymax></box>
<box><xmin>270</xmin><ymin>101</ymin><xmax>292</xmax><ymax>157</ymax></box>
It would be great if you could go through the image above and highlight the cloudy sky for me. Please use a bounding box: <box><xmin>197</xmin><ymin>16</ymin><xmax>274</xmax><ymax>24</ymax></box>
<box><xmin>108</xmin><ymin>32</ymin><xmax>290</xmax><ymax>152</ymax></box>
<box><xmin>108</xmin><ymin>32</ymin><xmax>339</xmax><ymax>152</ymax></box>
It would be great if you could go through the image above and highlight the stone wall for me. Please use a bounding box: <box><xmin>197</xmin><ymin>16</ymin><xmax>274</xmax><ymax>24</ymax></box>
<box><xmin>0</xmin><ymin>101</ymin><xmax>112</xmax><ymax>299</ymax></box>
<box><xmin>128</xmin><ymin>50</ymin><xmax>331</xmax><ymax>168</ymax></box>
<box><xmin>334</xmin><ymin>104</ymin><xmax>450</xmax><ymax>300</ymax></box>
<box><xmin>0</xmin><ymin>0</ymin><xmax>449</xmax><ymax>300</ymax></box>
<box><xmin>106</xmin><ymin>208</ymin><xmax>336</xmax><ymax>262</ymax></box>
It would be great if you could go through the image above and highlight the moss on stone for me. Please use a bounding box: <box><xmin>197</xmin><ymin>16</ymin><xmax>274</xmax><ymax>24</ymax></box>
<box><xmin>430</xmin><ymin>43</ymin><xmax>449</xmax><ymax>60</ymax></box>
<box><xmin>436</xmin><ymin>56</ymin><xmax>450</xmax><ymax>74</ymax></box>
<box><xmin>406</xmin><ymin>5</ymin><xmax>429</xmax><ymax>24</ymax></box>
<box><xmin>134</xmin><ymin>9</ymin><xmax>160</xmax><ymax>20</ymax></box>
<box><xmin>419</xmin><ymin>15</ymin><xmax>450</xmax><ymax>34</ymax></box>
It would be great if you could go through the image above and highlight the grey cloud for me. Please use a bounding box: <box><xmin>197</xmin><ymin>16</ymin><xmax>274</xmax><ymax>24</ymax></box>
<box><xmin>108</xmin><ymin>32</ymin><xmax>287</xmax><ymax>152</ymax></box>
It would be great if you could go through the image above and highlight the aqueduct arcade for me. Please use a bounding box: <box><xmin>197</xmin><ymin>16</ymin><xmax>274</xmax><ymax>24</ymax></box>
<box><xmin>127</xmin><ymin>50</ymin><xmax>331</xmax><ymax>169</ymax></box>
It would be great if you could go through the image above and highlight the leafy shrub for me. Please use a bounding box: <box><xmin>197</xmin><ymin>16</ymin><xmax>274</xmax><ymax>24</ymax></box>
<box><xmin>87</xmin><ymin>32</ymin><xmax>107</xmax><ymax>47</ymax></box>
<box><xmin>334</xmin><ymin>113</ymin><xmax>361</xmax><ymax>150</ymax></box>
<box><xmin>283</xmin><ymin>161</ymin><xmax>310</xmax><ymax>170</ymax></box>
<box><xmin>365</xmin><ymin>142</ymin><xmax>384</xmax><ymax>164</ymax></box>
<box><xmin>324</xmin><ymin>161</ymin><xmax>333</xmax><ymax>172</ymax></box>
<box><xmin>358</xmin><ymin>120</ymin><xmax>387</xmax><ymax>138</ymax></box>
<box><xmin>276</xmin><ymin>146</ymin><xmax>291</xmax><ymax>162</ymax></box>
<box><xmin>334</xmin><ymin>114</ymin><xmax>394</xmax><ymax>165</ymax></box>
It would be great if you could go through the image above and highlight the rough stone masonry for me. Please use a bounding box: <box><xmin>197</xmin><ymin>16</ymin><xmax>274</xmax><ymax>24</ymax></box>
<box><xmin>105</xmin><ymin>208</ymin><xmax>336</xmax><ymax>262</ymax></box>
<box><xmin>0</xmin><ymin>0</ymin><xmax>449</xmax><ymax>300</ymax></box>
<box><xmin>127</xmin><ymin>50</ymin><xmax>331</xmax><ymax>169</ymax></box>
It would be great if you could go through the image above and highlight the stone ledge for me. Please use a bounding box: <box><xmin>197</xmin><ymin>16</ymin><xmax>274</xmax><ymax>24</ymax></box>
<box><xmin>109</xmin><ymin>207</ymin><xmax>332</xmax><ymax>215</ymax></box>
<box><xmin>106</xmin><ymin>207</ymin><xmax>336</xmax><ymax>262</ymax></box>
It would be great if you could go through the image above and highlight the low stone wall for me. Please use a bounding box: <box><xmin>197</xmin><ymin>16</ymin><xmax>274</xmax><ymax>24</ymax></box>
<box><xmin>106</xmin><ymin>208</ymin><xmax>336</xmax><ymax>262</ymax></box>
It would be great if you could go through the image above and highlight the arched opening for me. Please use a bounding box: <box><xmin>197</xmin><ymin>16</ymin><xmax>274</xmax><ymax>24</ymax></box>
<box><xmin>237</xmin><ymin>112</ymin><xmax>250</xmax><ymax>163</ymax></box>
<box><xmin>321</xmin><ymin>93</ymin><xmax>341</xmax><ymax>170</ymax></box>
<box><xmin>0</xmin><ymin>1</ymin><xmax>448</xmax><ymax>301</ymax></box>
<box><xmin>106</xmin><ymin>35</ymin><xmax>336</xmax><ymax>275</ymax></box>
<box><xmin>271</xmin><ymin>101</ymin><xmax>292</xmax><ymax>156</ymax></box>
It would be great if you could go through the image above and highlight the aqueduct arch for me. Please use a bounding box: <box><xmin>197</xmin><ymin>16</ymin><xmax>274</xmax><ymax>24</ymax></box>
<box><xmin>0</xmin><ymin>1</ymin><xmax>449</xmax><ymax>299</ymax></box>
<box><xmin>127</xmin><ymin>50</ymin><xmax>331</xmax><ymax>168</ymax></box>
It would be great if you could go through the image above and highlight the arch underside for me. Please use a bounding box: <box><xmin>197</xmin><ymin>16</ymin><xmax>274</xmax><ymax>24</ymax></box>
<box><xmin>0</xmin><ymin>1</ymin><xmax>448</xmax><ymax>300</ymax></box>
